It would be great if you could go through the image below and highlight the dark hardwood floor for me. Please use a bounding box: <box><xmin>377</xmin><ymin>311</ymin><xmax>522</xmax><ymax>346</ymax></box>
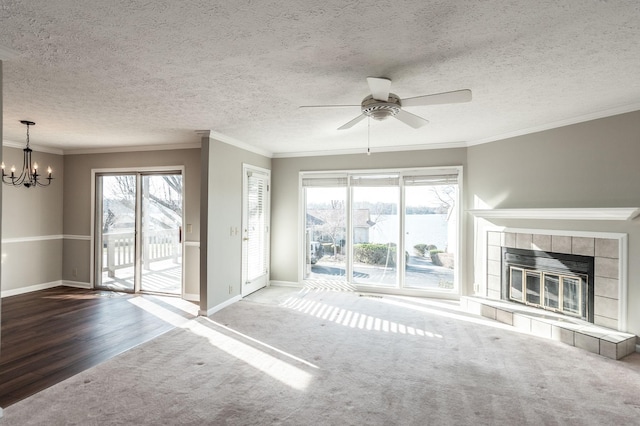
<box><xmin>0</xmin><ymin>286</ymin><xmax>197</xmax><ymax>407</ymax></box>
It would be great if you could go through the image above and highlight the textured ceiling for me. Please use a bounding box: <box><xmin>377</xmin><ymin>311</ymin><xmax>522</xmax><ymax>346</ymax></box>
<box><xmin>1</xmin><ymin>1</ymin><xmax>639</xmax><ymax>156</ymax></box>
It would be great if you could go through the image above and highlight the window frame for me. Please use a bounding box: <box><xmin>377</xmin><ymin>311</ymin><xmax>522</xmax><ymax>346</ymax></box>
<box><xmin>299</xmin><ymin>166</ymin><xmax>463</xmax><ymax>297</ymax></box>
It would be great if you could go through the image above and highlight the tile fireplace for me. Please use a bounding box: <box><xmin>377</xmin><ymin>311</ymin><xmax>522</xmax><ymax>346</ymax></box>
<box><xmin>486</xmin><ymin>231</ymin><xmax>622</xmax><ymax>330</ymax></box>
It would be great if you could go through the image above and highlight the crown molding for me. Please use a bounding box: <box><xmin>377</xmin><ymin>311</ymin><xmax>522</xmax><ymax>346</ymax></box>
<box><xmin>468</xmin><ymin>207</ymin><xmax>640</xmax><ymax>221</ymax></box>
<box><xmin>272</xmin><ymin>140</ymin><xmax>468</xmax><ymax>158</ymax></box>
<box><xmin>63</xmin><ymin>142</ymin><xmax>201</xmax><ymax>155</ymax></box>
<box><xmin>208</xmin><ymin>130</ymin><xmax>273</xmax><ymax>158</ymax></box>
<box><xmin>2</xmin><ymin>139</ymin><xmax>65</xmax><ymax>155</ymax></box>
<box><xmin>467</xmin><ymin>103</ymin><xmax>640</xmax><ymax>147</ymax></box>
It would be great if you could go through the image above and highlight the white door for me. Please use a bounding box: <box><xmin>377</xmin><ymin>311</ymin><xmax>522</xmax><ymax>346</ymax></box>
<box><xmin>241</xmin><ymin>165</ymin><xmax>270</xmax><ymax>296</ymax></box>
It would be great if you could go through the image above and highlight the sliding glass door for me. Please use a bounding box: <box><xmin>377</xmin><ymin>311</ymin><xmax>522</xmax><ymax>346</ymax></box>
<box><xmin>403</xmin><ymin>175</ymin><xmax>457</xmax><ymax>290</ymax></box>
<box><xmin>304</xmin><ymin>186</ymin><xmax>348</xmax><ymax>282</ymax></box>
<box><xmin>351</xmin><ymin>175</ymin><xmax>399</xmax><ymax>287</ymax></box>
<box><xmin>140</xmin><ymin>174</ymin><xmax>183</xmax><ymax>295</ymax></box>
<box><xmin>96</xmin><ymin>175</ymin><xmax>137</xmax><ymax>291</ymax></box>
<box><xmin>95</xmin><ymin>171</ymin><xmax>183</xmax><ymax>295</ymax></box>
<box><xmin>301</xmin><ymin>168</ymin><xmax>460</xmax><ymax>293</ymax></box>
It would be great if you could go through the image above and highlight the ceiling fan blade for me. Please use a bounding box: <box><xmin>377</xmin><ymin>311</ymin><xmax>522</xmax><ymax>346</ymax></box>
<box><xmin>338</xmin><ymin>114</ymin><xmax>367</xmax><ymax>130</ymax></box>
<box><xmin>394</xmin><ymin>109</ymin><xmax>429</xmax><ymax>129</ymax></box>
<box><xmin>401</xmin><ymin>89</ymin><xmax>472</xmax><ymax>107</ymax></box>
<box><xmin>366</xmin><ymin>77</ymin><xmax>391</xmax><ymax>101</ymax></box>
<box><xmin>299</xmin><ymin>105</ymin><xmax>359</xmax><ymax>108</ymax></box>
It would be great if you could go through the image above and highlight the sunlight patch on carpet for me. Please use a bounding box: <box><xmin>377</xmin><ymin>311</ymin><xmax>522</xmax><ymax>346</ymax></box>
<box><xmin>280</xmin><ymin>294</ymin><xmax>443</xmax><ymax>338</ymax></box>
<box><xmin>128</xmin><ymin>297</ymin><xmax>314</xmax><ymax>391</ymax></box>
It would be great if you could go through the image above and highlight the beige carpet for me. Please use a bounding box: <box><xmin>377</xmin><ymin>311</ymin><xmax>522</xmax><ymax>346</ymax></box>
<box><xmin>2</xmin><ymin>286</ymin><xmax>640</xmax><ymax>425</ymax></box>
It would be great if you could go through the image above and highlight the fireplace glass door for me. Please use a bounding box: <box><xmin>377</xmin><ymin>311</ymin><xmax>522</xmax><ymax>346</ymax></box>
<box><xmin>509</xmin><ymin>266</ymin><xmax>585</xmax><ymax>318</ymax></box>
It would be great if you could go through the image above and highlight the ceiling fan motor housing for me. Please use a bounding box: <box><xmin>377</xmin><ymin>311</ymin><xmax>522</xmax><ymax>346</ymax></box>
<box><xmin>361</xmin><ymin>94</ymin><xmax>401</xmax><ymax>121</ymax></box>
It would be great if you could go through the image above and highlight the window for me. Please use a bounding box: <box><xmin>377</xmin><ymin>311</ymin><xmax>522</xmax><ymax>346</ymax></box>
<box><xmin>301</xmin><ymin>167</ymin><xmax>460</xmax><ymax>294</ymax></box>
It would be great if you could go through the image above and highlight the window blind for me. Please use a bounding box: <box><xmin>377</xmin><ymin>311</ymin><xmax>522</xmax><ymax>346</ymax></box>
<box><xmin>403</xmin><ymin>172</ymin><xmax>459</xmax><ymax>186</ymax></box>
<box><xmin>247</xmin><ymin>174</ymin><xmax>267</xmax><ymax>281</ymax></box>
<box><xmin>350</xmin><ymin>174</ymin><xmax>400</xmax><ymax>187</ymax></box>
<box><xmin>301</xmin><ymin>176</ymin><xmax>348</xmax><ymax>187</ymax></box>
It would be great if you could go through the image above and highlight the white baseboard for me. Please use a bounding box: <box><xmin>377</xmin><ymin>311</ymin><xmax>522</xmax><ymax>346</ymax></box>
<box><xmin>183</xmin><ymin>293</ymin><xmax>200</xmax><ymax>302</ymax></box>
<box><xmin>62</xmin><ymin>280</ymin><xmax>92</xmax><ymax>289</ymax></box>
<box><xmin>1</xmin><ymin>280</ymin><xmax>64</xmax><ymax>298</ymax></box>
<box><xmin>269</xmin><ymin>280</ymin><xmax>302</xmax><ymax>288</ymax></box>
<box><xmin>198</xmin><ymin>295</ymin><xmax>241</xmax><ymax>317</ymax></box>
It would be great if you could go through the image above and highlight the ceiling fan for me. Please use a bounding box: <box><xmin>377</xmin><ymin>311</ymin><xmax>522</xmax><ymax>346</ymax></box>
<box><xmin>301</xmin><ymin>77</ymin><xmax>472</xmax><ymax>130</ymax></box>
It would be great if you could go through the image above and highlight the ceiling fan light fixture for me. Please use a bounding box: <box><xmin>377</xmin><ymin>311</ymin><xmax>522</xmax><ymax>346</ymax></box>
<box><xmin>302</xmin><ymin>77</ymin><xmax>471</xmax><ymax>130</ymax></box>
<box><xmin>361</xmin><ymin>94</ymin><xmax>401</xmax><ymax>121</ymax></box>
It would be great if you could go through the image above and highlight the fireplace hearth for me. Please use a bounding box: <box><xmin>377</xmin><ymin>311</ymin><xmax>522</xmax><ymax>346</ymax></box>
<box><xmin>502</xmin><ymin>247</ymin><xmax>594</xmax><ymax>323</ymax></box>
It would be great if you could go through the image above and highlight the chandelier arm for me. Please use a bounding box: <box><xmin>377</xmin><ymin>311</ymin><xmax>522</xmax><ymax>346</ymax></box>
<box><xmin>35</xmin><ymin>173</ymin><xmax>53</xmax><ymax>187</ymax></box>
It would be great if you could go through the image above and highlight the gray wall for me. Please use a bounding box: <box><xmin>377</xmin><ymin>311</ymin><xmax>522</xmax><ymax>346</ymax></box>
<box><xmin>466</xmin><ymin>110</ymin><xmax>640</xmax><ymax>335</ymax></box>
<box><xmin>63</xmin><ymin>148</ymin><xmax>202</xmax><ymax>296</ymax></box>
<box><xmin>1</xmin><ymin>147</ymin><xmax>64</xmax><ymax>292</ymax></box>
<box><xmin>201</xmin><ymin>138</ymin><xmax>271</xmax><ymax>312</ymax></box>
<box><xmin>270</xmin><ymin>148</ymin><xmax>467</xmax><ymax>284</ymax></box>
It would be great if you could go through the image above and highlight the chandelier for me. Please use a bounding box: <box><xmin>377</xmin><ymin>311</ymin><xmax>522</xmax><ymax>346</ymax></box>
<box><xmin>1</xmin><ymin>120</ymin><xmax>53</xmax><ymax>188</ymax></box>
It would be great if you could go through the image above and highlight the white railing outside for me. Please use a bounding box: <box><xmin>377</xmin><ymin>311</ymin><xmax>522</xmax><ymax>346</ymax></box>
<box><xmin>103</xmin><ymin>229</ymin><xmax>180</xmax><ymax>277</ymax></box>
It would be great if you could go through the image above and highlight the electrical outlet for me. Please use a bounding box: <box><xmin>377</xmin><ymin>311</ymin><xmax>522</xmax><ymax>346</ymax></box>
<box><xmin>228</xmin><ymin>285</ymin><xmax>233</xmax><ymax>294</ymax></box>
<box><xmin>186</xmin><ymin>224</ymin><xmax>193</xmax><ymax>233</ymax></box>
<box><xmin>72</xmin><ymin>267</ymin><xmax>78</xmax><ymax>278</ymax></box>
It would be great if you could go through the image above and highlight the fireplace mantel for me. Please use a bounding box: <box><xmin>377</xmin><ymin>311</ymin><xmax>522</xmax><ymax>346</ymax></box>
<box><xmin>469</xmin><ymin>208</ymin><xmax>640</xmax><ymax>221</ymax></box>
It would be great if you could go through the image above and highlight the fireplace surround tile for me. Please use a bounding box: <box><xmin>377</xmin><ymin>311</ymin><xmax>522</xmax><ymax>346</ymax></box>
<box><xmin>594</xmin><ymin>315</ymin><xmax>618</xmax><ymax>330</ymax></box>
<box><xmin>626</xmin><ymin>337</ymin><xmax>638</xmax><ymax>356</ymax></box>
<box><xmin>515</xmin><ymin>233</ymin><xmax>532</xmax><ymax>250</ymax></box>
<box><xmin>551</xmin><ymin>235</ymin><xmax>572</xmax><ymax>253</ymax></box>
<box><xmin>595</xmin><ymin>257</ymin><xmax>619</xmax><ymax>279</ymax></box>
<box><xmin>552</xmin><ymin>325</ymin><xmax>575</xmax><ymax>346</ymax></box>
<box><xmin>487</xmin><ymin>260</ymin><xmax>501</xmax><ymax>276</ymax></box>
<box><xmin>599</xmin><ymin>339</ymin><xmax>620</xmax><ymax>360</ymax></box>
<box><xmin>532</xmin><ymin>234</ymin><xmax>552</xmax><ymax>251</ymax></box>
<box><xmin>480</xmin><ymin>304</ymin><xmax>497</xmax><ymax>320</ymax></box>
<box><xmin>487</xmin><ymin>245</ymin><xmax>501</xmax><ymax>262</ymax></box>
<box><xmin>595</xmin><ymin>276</ymin><xmax>619</xmax><ymax>299</ymax></box>
<box><xmin>531</xmin><ymin>319</ymin><xmax>552</xmax><ymax>338</ymax></box>
<box><xmin>513</xmin><ymin>315</ymin><xmax>531</xmax><ymax>332</ymax></box>
<box><xmin>503</xmin><ymin>232</ymin><xmax>516</xmax><ymax>248</ymax></box>
<box><xmin>594</xmin><ymin>296</ymin><xmax>619</xmax><ymax>320</ymax></box>
<box><xmin>572</xmin><ymin>237</ymin><xmax>595</xmax><ymax>256</ymax></box>
<box><xmin>487</xmin><ymin>288</ymin><xmax>501</xmax><ymax>300</ymax></box>
<box><xmin>595</xmin><ymin>238</ymin><xmax>619</xmax><ymax>258</ymax></box>
<box><xmin>600</xmin><ymin>334</ymin><xmax>631</xmax><ymax>360</ymax></box>
<box><xmin>575</xmin><ymin>332</ymin><xmax>600</xmax><ymax>354</ymax></box>
<box><xmin>496</xmin><ymin>308</ymin><xmax>513</xmax><ymax>325</ymax></box>
<box><xmin>488</xmin><ymin>274</ymin><xmax>501</xmax><ymax>293</ymax></box>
